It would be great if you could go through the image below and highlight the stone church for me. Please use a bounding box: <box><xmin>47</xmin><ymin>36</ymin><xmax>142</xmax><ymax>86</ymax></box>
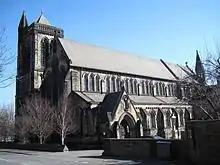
<box><xmin>16</xmin><ymin>11</ymin><xmax>195</xmax><ymax>141</ymax></box>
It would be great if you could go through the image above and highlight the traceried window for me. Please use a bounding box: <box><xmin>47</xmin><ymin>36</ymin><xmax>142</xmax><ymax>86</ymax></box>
<box><xmin>89</xmin><ymin>74</ymin><xmax>95</xmax><ymax>92</ymax></box>
<box><xmin>150</xmin><ymin>111</ymin><xmax>156</xmax><ymax>128</ymax></box>
<box><xmin>84</xmin><ymin>74</ymin><xmax>89</xmax><ymax>91</ymax></box>
<box><xmin>41</xmin><ymin>37</ymin><xmax>49</xmax><ymax>69</ymax></box>
<box><xmin>166</xmin><ymin>110</ymin><xmax>171</xmax><ymax>128</ymax></box>
<box><xmin>106</xmin><ymin>76</ymin><xmax>110</xmax><ymax>92</ymax></box>
<box><xmin>95</xmin><ymin>75</ymin><xmax>100</xmax><ymax>92</ymax></box>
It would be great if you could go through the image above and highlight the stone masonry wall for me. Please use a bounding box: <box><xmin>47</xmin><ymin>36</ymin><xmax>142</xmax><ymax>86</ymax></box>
<box><xmin>187</xmin><ymin>120</ymin><xmax>220</xmax><ymax>165</ymax></box>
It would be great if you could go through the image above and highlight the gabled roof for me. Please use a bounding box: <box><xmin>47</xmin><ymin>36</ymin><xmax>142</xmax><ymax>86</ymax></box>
<box><xmin>36</xmin><ymin>13</ymin><xmax>51</xmax><ymax>25</ymax></box>
<box><xmin>75</xmin><ymin>91</ymin><xmax>105</xmax><ymax>103</ymax></box>
<box><xmin>59</xmin><ymin>38</ymin><xmax>186</xmax><ymax>80</ymax></box>
<box><xmin>99</xmin><ymin>91</ymin><xmax>124</xmax><ymax>123</ymax></box>
<box><xmin>101</xmin><ymin>91</ymin><xmax>123</xmax><ymax>114</ymax></box>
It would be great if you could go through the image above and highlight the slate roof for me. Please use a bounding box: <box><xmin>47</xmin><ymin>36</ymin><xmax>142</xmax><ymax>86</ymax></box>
<box><xmin>74</xmin><ymin>91</ymin><xmax>93</xmax><ymax>102</ymax></box>
<box><xmin>101</xmin><ymin>91</ymin><xmax>123</xmax><ymax>113</ymax></box>
<box><xmin>74</xmin><ymin>91</ymin><xmax>105</xmax><ymax>103</ymax></box>
<box><xmin>129</xmin><ymin>95</ymin><xmax>164</xmax><ymax>105</ymax></box>
<box><xmin>74</xmin><ymin>91</ymin><xmax>187</xmax><ymax>106</ymax></box>
<box><xmin>155</xmin><ymin>96</ymin><xmax>188</xmax><ymax>105</ymax></box>
<box><xmin>99</xmin><ymin>91</ymin><xmax>123</xmax><ymax>122</ymax></box>
<box><xmin>59</xmin><ymin>38</ymin><xmax>188</xmax><ymax>80</ymax></box>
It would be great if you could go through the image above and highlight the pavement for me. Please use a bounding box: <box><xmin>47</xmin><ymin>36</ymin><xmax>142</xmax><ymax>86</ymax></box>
<box><xmin>0</xmin><ymin>149</ymin><xmax>182</xmax><ymax>165</ymax></box>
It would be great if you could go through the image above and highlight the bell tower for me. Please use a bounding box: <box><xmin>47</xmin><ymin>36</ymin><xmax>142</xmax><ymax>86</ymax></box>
<box><xmin>30</xmin><ymin>11</ymin><xmax>64</xmax><ymax>90</ymax></box>
<box><xmin>16</xmin><ymin>11</ymin><xmax>64</xmax><ymax>114</ymax></box>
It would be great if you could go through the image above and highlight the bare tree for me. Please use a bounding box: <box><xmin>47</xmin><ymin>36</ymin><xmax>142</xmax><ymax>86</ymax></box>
<box><xmin>181</xmin><ymin>76</ymin><xmax>217</xmax><ymax>120</ymax></box>
<box><xmin>15</xmin><ymin>110</ymin><xmax>31</xmax><ymax>144</ymax></box>
<box><xmin>0</xmin><ymin>28</ymin><xmax>15</xmax><ymax>88</ymax></box>
<box><xmin>0</xmin><ymin>104</ymin><xmax>15</xmax><ymax>142</ymax></box>
<box><xmin>54</xmin><ymin>97</ymin><xmax>76</xmax><ymax>146</ymax></box>
<box><xmin>21</xmin><ymin>95</ymin><xmax>54</xmax><ymax>144</ymax></box>
<box><xmin>180</xmin><ymin>49</ymin><xmax>220</xmax><ymax>120</ymax></box>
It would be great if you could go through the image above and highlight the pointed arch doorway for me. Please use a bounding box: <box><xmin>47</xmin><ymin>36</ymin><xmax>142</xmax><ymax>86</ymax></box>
<box><xmin>118</xmin><ymin>114</ymin><xmax>136</xmax><ymax>139</ymax></box>
<box><xmin>157</xmin><ymin>108</ymin><xmax>165</xmax><ymax>138</ymax></box>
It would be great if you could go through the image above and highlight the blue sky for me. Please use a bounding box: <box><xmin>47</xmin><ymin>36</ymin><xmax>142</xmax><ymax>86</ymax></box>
<box><xmin>0</xmin><ymin>0</ymin><xmax>220</xmax><ymax>104</ymax></box>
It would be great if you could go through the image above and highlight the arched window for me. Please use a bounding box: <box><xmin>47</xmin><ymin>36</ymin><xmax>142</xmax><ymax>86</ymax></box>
<box><xmin>125</xmin><ymin>79</ymin><xmax>129</xmax><ymax>93</ymax></box>
<box><xmin>159</xmin><ymin>82</ymin><xmax>163</xmax><ymax>95</ymax></box>
<box><xmin>172</xmin><ymin>84</ymin><xmax>176</xmax><ymax>96</ymax></box>
<box><xmin>150</xmin><ymin>111</ymin><xmax>156</xmax><ymax>128</ymax></box>
<box><xmin>185</xmin><ymin>108</ymin><xmax>190</xmax><ymax>122</ymax></box>
<box><xmin>168</xmin><ymin>84</ymin><xmax>176</xmax><ymax>96</ymax></box>
<box><xmin>95</xmin><ymin>75</ymin><xmax>100</xmax><ymax>92</ymax></box>
<box><xmin>166</xmin><ymin>110</ymin><xmax>171</xmax><ymax>128</ymax></box>
<box><xmin>41</xmin><ymin>37</ymin><xmax>49</xmax><ymax>68</ymax></box>
<box><xmin>162</xmin><ymin>83</ymin><xmax>166</xmax><ymax>96</ymax></box>
<box><xmin>111</xmin><ymin>76</ymin><xmax>116</xmax><ymax>92</ymax></box>
<box><xmin>179</xmin><ymin>110</ymin><xmax>184</xmax><ymax>126</ymax></box>
<box><xmin>146</xmin><ymin>81</ymin><xmax>149</xmax><ymax>95</ymax></box>
<box><xmin>116</xmin><ymin>77</ymin><xmax>121</xmax><ymax>91</ymax></box>
<box><xmin>84</xmin><ymin>74</ymin><xmax>89</xmax><ymax>91</ymax></box>
<box><xmin>170</xmin><ymin>84</ymin><xmax>173</xmax><ymax>96</ymax></box>
<box><xmin>130</xmin><ymin>79</ymin><xmax>133</xmax><ymax>94</ymax></box>
<box><xmin>168</xmin><ymin>84</ymin><xmax>172</xmax><ymax>96</ymax></box>
<box><xmin>164</xmin><ymin>86</ymin><xmax>167</xmax><ymax>96</ymax></box>
<box><xmin>142</xmin><ymin>81</ymin><xmax>146</xmax><ymax>95</ymax></box>
<box><xmin>106</xmin><ymin>76</ymin><xmax>110</xmax><ymax>92</ymax></box>
<box><xmin>120</xmin><ymin>80</ymin><xmax>124</xmax><ymax>90</ymax></box>
<box><xmin>149</xmin><ymin>81</ymin><xmax>154</xmax><ymax>95</ymax></box>
<box><xmin>172</xmin><ymin>109</ymin><xmax>179</xmax><ymax>128</ymax></box>
<box><xmin>134</xmin><ymin>79</ymin><xmax>137</xmax><ymax>94</ymax></box>
<box><xmin>155</xmin><ymin>82</ymin><xmax>159</xmax><ymax>95</ymax></box>
<box><xmin>89</xmin><ymin>74</ymin><xmax>95</xmax><ymax>92</ymax></box>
